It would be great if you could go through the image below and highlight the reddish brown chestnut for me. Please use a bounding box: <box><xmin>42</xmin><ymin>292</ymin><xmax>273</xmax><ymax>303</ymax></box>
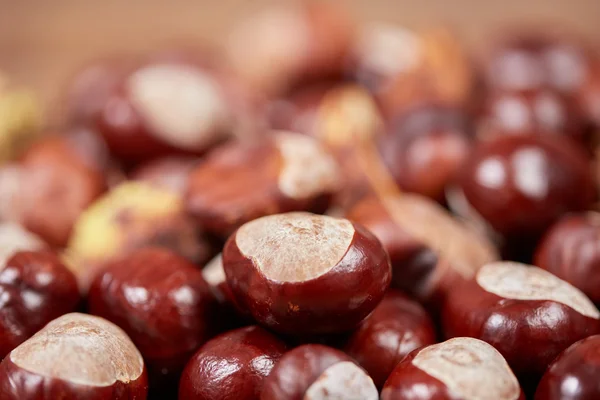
<box><xmin>186</xmin><ymin>132</ymin><xmax>341</xmax><ymax>238</ymax></box>
<box><xmin>130</xmin><ymin>156</ymin><xmax>198</xmax><ymax>196</ymax></box>
<box><xmin>223</xmin><ymin>212</ymin><xmax>391</xmax><ymax>335</ymax></box>
<box><xmin>534</xmin><ymin>212</ymin><xmax>600</xmax><ymax>304</ymax></box>
<box><xmin>381</xmin><ymin>337</ymin><xmax>524</xmax><ymax>400</ymax></box>
<box><xmin>343</xmin><ymin>289</ymin><xmax>436</xmax><ymax>388</ymax></box>
<box><xmin>262</xmin><ymin>343</ymin><xmax>378</xmax><ymax>400</ymax></box>
<box><xmin>0</xmin><ymin>313</ymin><xmax>148</xmax><ymax>400</ymax></box>
<box><xmin>443</xmin><ymin>262</ymin><xmax>600</xmax><ymax>381</ymax></box>
<box><xmin>88</xmin><ymin>247</ymin><xmax>216</xmax><ymax>382</ymax></box>
<box><xmin>535</xmin><ymin>335</ymin><xmax>600</xmax><ymax>400</ymax></box>
<box><xmin>179</xmin><ymin>325</ymin><xmax>286</xmax><ymax>400</ymax></box>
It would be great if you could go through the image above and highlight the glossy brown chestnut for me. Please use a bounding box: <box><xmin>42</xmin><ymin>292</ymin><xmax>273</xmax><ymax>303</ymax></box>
<box><xmin>454</xmin><ymin>134</ymin><xmax>595</xmax><ymax>240</ymax></box>
<box><xmin>0</xmin><ymin>313</ymin><xmax>148</xmax><ymax>400</ymax></box>
<box><xmin>443</xmin><ymin>261</ymin><xmax>600</xmax><ymax>380</ymax></box>
<box><xmin>262</xmin><ymin>343</ymin><xmax>378</xmax><ymax>400</ymax></box>
<box><xmin>381</xmin><ymin>337</ymin><xmax>524</xmax><ymax>400</ymax></box>
<box><xmin>379</xmin><ymin>104</ymin><xmax>474</xmax><ymax>202</ymax></box>
<box><xmin>130</xmin><ymin>156</ymin><xmax>198</xmax><ymax>196</ymax></box>
<box><xmin>223</xmin><ymin>212</ymin><xmax>390</xmax><ymax>334</ymax></box>
<box><xmin>535</xmin><ymin>335</ymin><xmax>600</xmax><ymax>400</ymax></box>
<box><xmin>88</xmin><ymin>247</ymin><xmax>216</xmax><ymax>382</ymax></box>
<box><xmin>186</xmin><ymin>132</ymin><xmax>341</xmax><ymax>238</ymax></box>
<box><xmin>179</xmin><ymin>325</ymin><xmax>286</xmax><ymax>400</ymax></box>
<box><xmin>534</xmin><ymin>213</ymin><xmax>600</xmax><ymax>304</ymax></box>
<box><xmin>345</xmin><ymin>193</ymin><xmax>498</xmax><ymax>306</ymax></box>
<box><xmin>343</xmin><ymin>289</ymin><xmax>436</xmax><ymax>388</ymax></box>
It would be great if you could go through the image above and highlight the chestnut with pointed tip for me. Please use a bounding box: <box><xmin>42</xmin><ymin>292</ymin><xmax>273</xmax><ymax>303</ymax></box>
<box><xmin>179</xmin><ymin>325</ymin><xmax>287</xmax><ymax>400</ymax></box>
<box><xmin>381</xmin><ymin>337</ymin><xmax>524</xmax><ymax>400</ymax></box>
<box><xmin>223</xmin><ymin>212</ymin><xmax>391</xmax><ymax>335</ymax></box>
<box><xmin>0</xmin><ymin>313</ymin><xmax>148</xmax><ymax>400</ymax></box>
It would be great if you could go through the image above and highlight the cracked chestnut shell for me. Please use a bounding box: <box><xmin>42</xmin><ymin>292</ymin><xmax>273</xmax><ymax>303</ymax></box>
<box><xmin>179</xmin><ymin>325</ymin><xmax>286</xmax><ymax>400</ymax></box>
<box><xmin>223</xmin><ymin>212</ymin><xmax>391</xmax><ymax>335</ymax></box>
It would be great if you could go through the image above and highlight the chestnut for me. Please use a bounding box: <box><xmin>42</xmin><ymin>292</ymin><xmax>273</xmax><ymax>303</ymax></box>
<box><xmin>88</xmin><ymin>247</ymin><xmax>216</xmax><ymax>383</ymax></box>
<box><xmin>179</xmin><ymin>325</ymin><xmax>286</xmax><ymax>400</ymax></box>
<box><xmin>453</xmin><ymin>134</ymin><xmax>595</xmax><ymax>241</ymax></box>
<box><xmin>381</xmin><ymin>337</ymin><xmax>524</xmax><ymax>400</ymax></box>
<box><xmin>535</xmin><ymin>335</ymin><xmax>600</xmax><ymax>400</ymax></box>
<box><xmin>443</xmin><ymin>261</ymin><xmax>600</xmax><ymax>381</ymax></box>
<box><xmin>345</xmin><ymin>193</ymin><xmax>498</xmax><ymax>306</ymax></box>
<box><xmin>223</xmin><ymin>212</ymin><xmax>390</xmax><ymax>335</ymax></box>
<box><xmin>186</xmin><ymin>132</ymin><xmax>341</xmax><ymax>238</ymax></box>
<box><xmin>0</xmin><ymin>313</ymin><xmax>148</xmax><ymax>400</ymax></box>
<box><xmin>0</xmin><ymin>223</ymin><xmax>46</xmax><ymax>267</ymax></box>
<box><xmin>261</xmin><ymin>343</ymin><xmax>378</xmax><ymax>400</ymax></box>
<box><xmin>534</xmin><ymin>213</ymin><xmax>600</xmax><ymax>304</ymax></box>
<box><xmin>343</xmin><ymin>289</ymin><xmax>436</xmax><ymax>388</ymax></box>
<box><xmin>130</xmin><ymin>156</ymin><xmax>198</xmax><ymax>196</ymax></box>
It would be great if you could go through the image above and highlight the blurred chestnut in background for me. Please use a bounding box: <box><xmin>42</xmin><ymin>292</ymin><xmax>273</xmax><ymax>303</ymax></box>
<box><xmin>443</xmin><ymin>262</ymin><xmax>600</xmax><ymax>381</ymax></box>
<box><xmin>534</xmin><ymin>212</ymin><xmax>600</xmax><ymax>304</ymax></box>
<box><xmin>345</xmin><ymin>193</ymin><xmax>497</xmax><ymax>306</ymax></box>
<box><xmin>179</xmin><ymin>325</ymin><xmax>286</xmax><ymax>400</ymax></box>
<box><xmin>0</xmin><ymin>313</ymin><xmax>148</xmax><ymax>400</ymax></box>
<box><xmin>130</xmin><ymin>156</ymin><xmax>198</xmax><ymax>196</ymax></box>
<box><xmin>89</xmin><ymin>248</ymin><xmax>216</xmax><ymax>385</ymax></box>
<box><xmin>343</xmin><ymin>289</ymin><xmax>436</xmax><ymax>388</ymax></box>
<box><xmin>0</xmin><ymin>223</ymin><xmax>46</xmax><ymax>267</ymax></box>
<box><xmin>223</xmin><ymin>212</ymin><xmax>391</xmax><ymax>335</ymax></box>
<box><xmin>0</xmin><ymin>82</ymin><xmax>41</xmax><ymax>162</ymax></box>
<box><xmin>379</xmin><ymin>104</ymin><xmax>474</xmax><ymax>202</ymax></box>
<box><xmin>262</xmin><ymin>344</ymin><xmax>378</xmax><ymax>400</ymax></box>
<box><xmin>535</xmin><ymin>335</ymin><xmax>600</xmax><ymax>400</ymax></box>
<box><xmin>186</xmin><ymin>132</ymin><xmax>341</xmax><ymax>238</ymax></box>
<box><xmin>381</xmin><ymin>337</ymin><xmax>524</xmax><ymax>400</ymax></box>
<box><xmin>0</xmin><ymin>250</ymin><xmax>80</xmax><ymax>359</ymax></box>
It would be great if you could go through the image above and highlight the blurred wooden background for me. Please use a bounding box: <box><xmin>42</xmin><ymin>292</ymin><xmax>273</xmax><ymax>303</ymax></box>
<box><xmin>1</xmin><ymin>0</ymin><xmax>599</xmax><ymax>105</ymax></box>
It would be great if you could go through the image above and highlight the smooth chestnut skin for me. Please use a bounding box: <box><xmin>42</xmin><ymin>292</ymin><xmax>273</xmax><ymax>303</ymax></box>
<box><xmin>379</xmin><ymin>104</ymin><xmax>474</xmax><ymax>202</ymax></box>
<box><xmin>0</xmin><ymin>250</ymin><xmax>80</xmax><ymax>359</ymax></box>
<box><xmin>88</xmin><ymin>248</ymin><xmax>217</xmax><ymax>383</ymax></box>
<box><xmin>456</xmin><ymin>134</ymin><xmax>595</xmax><ymax>240</ymax></box>
<box><xmin>381</xmin><ymin>338</ymin><xmax>524</xmax><ymax>400</ymax></box>
<box><xmin>223</xmin><ymin>212</ymin><xmax>391</xmax><ymax>335</ymax></box>
<box><xmin>443</xmin><ymin>262</ymin><xmax>600</xmax><ymax>382</ymax></box>
<box><xmin>535</xmin><ymin>335</ymin><xmax>600</xmax><ymax>400</ymax></box>
<box><xmin>262</xmin><ymin>344</ymin><xmax>378</xmax><ymax>400</ymax></box>
<box><xmin>130</xmin><ymin>156</ymin><xmax>198</xmax><ymax>196</ymax></box>
<box><xmin>343</xmin><ymin>289</ymin><xmax>436</xmax><ymax>388</ymax></box>
<box><xmin>0</xmin><ymin>313</ymin><xmax>148</xmax><ymax>400</ymax></box>
<box><xmin>179</xmin><ymin>325</ymin><xmax>287</xmax><ymax>400</ymax></box>
<box><xmin>535</xmin><ymin>213</ymin><xmax>600</xmax><ymax>304</ymax></box>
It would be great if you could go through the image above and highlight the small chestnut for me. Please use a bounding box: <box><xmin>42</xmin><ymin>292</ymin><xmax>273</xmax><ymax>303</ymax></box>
<box><xmin>261</xmin><ymin>343</ymin><xmax>378</xmax><ymax>400</ymax></box>
<box><xmin>443</xmin><ymin>261</ymin><xmax>600</xmax><ymax>381</ymax></box>
<box><xmin>179</xmin><ymin>325</ymin><xmax>287</xmax><ymax>400</ymax></box>
<box><xmin>223</xmin><ymin>212</ymin><xmax>391</xmax><ymax>335</ymax></box>
<box><xmin>0</xmin><ymin>313</ymin><xmax>148</xmax><ymax>400</ymax></box>
<box><xmin>186</xmin><ymin>132</ymin><xmax>341</xmax><ymax>238</ymax></box>
<box><xmin>343</xmin><ymin>289</ymin><xmax>436</xmax><ymax>388</ymax></box>
<box><xmin>381</xmin><ymin>337</ymin><xmax>524</xmax><ymax>400</ymax></box>
<box><xmin>535</xmin><ymin>335</ymin><xmax>600</xmax><ymax>400</ymax></box>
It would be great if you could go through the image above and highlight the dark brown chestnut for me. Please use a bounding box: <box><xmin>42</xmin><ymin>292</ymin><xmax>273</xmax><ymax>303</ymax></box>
<box><xmin>443</xmin><ymin>261</ymin><xmax>600</xmax><ymax>381</ymax></box>
<box><xmin>186</xmin><ymin>132</ymin><xmax>341</xmax><ymax>238</ymax></box>
<box><xmin>130</xmin><ymin>156</ymin><xmax>198</xmax><ymax>196</ymax></box>
<box><xmin>262</xmin><ymin>343</ymin><xmax>378</xmax><ymax>400</ymax></box>
<box><xmin>223</xmin><ymin>212</ymin><xmax>391</xmax><ymax>335</ymax></box>
<box><xmin>381</xmin><ymin>337</ymin><xmax>524</xmax><ymax>400</ymax></box>
<box><xmin>0</xmin><ymin>313</ymin><xmax>148</xmax><ymax>400</ymax></box>
<box><xmin>179</xmin><ymin>325</ymin><xmax>287</xmax><ymax>400</ymax></box>
<box><xmin>534</xmin><ymin>212</ymin><xmax>600</xmax><ymax>304</ymax></box>
<box><xmin>88</xmin><ymin>247</ymin><xmax>217</xmax><ymax>383</ymax></box>
<box><xmin>343</xmin><ymin>289</ymin><xmax>436</xmax><ymax>388</ymax></box>
<box><xmin>535</xmin><ymin>335</ymin><xmax>600</xmax><ymax>400</ymax></box>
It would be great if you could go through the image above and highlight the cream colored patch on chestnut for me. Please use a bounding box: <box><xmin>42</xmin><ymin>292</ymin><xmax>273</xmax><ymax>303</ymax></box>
<box><xmin>412</xmin><ymin>338</ymin><xmax>520</xmax><ymax>400</ymax></box>
<box><xmin>11</xmin><ymin>313</ymin><xmax>144</xmax><ymax>387</ymax></box>
<box><xmin>236</xmin><ymin>212</ymin><xmax>354</xmax><ymax>282</ymax></box>
<box><xmin>0</xmin><ymin>223</ymin><xmax>45</xmax><ymax>268</ymax></box>
<box><xmin>202</xmin><ymin>254</ymin><xmax>225</xmax><ymax>287</ymax></box>
<box><xmin>304</xmin><ymin>361</ymin><xmax>378</xmax><ymax>400</ymax></box>
<box><xmin>477</xmin><ymin>262</ymin><xmax>600</xmax><ymax>319</ymax></box>
<box><xmin>275</xmin><ymin>132</ymin><xmax>340</xmax><ymax>199</ymax></box>
<box><xmin>127</xmin><ymin>64</ymin><xmax>229</xmax><ymax>149</ymax></box>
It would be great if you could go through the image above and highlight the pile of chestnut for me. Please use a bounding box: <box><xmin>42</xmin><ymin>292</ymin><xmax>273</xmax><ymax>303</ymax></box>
<box><xmin>2</xmin><ymin>2</ymin><xmax>600</xmax><ymax>399</ymax></box>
